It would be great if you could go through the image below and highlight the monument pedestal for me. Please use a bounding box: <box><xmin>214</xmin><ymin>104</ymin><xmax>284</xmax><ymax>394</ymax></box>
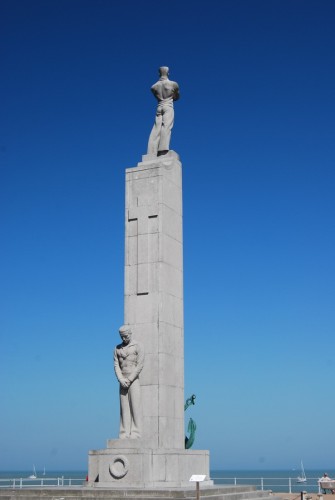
<box><xmin>89</xmin><ymin>440</ymin><xmax>211</xmax><ymax>488</ymax></box>
<box><xmin>88</xmin><ymin>151</ymin><xmax>211</xmax><ymax>488</ymax></box>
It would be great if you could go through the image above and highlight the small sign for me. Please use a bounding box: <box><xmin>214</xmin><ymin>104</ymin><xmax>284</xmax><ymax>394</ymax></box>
<box><xmin>189</xmin><ymin>475</ymin><xmax>206</xmax><ymax>482</ymax></box>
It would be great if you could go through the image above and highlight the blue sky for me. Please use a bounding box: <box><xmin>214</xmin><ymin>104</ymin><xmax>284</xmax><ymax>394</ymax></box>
<box><xmin>1</xmin><ymin>0</ymin><xmax>334</xmax><ymax>472</ymax></box>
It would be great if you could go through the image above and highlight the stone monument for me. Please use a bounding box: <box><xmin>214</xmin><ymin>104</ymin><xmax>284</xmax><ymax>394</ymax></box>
<box><xmin>147</xmin><ymin>66</ymin><xmax>180</xmax><ymax>156</ymax></box>
<box><xmin>114</xmin><ymin>325</ymin><xmax>144</xmax><ymax>439</ymax></box>
<box><xmin>88</xmin><ymin>67</ymin><xmax>211</xmax><ymax>488</ymax></box>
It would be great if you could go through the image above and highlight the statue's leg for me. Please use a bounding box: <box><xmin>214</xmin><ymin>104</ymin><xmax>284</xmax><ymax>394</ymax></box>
<box><xmin>119</xmin><ymin>385</ymin><xmax>131</xmax><ymax>438</ymax></box>
<box><xmin>158</xmin><ymin>106</ymin><xmax>174</xmax><ymax>152</ymax></box>
<box><xmin>128</xmin><ymin>378</ymin><xmax>142</xmax><ymax>438</ymax></box>
<box><xmin>147</xmin><ymin>110</ymin><xmax>163</xmax><ymax>155</ymax></box>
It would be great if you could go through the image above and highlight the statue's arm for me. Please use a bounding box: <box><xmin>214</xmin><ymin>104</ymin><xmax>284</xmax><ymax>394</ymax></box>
<box><xmin>173</xmin><ymin>83</ymin><xmax>180</xmax><ymax>101</ymax></box>
<box><xmin>151</xmin><ymin>84</ymin><xmax>159</xmax><ymax>100</ymax></box>
<box><xmin>128</xmin><ymin>343</ymin><xmax>145</xmax><ymax>383</ymax></box>
<box><xmin>113</xmin><ymin>348</ymin><xmax>125</xmax><ymax>383</ymax></box>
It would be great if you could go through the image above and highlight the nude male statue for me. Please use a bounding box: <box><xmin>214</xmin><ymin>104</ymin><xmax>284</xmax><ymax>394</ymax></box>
<box><xmin>147</xmin><ymin>66</ymin><xmax>180</xmax><ymax>156</ymax></box>
<box><xmin>114</xmin><ymin>325</ymin><xmax>144</xmax><ymax>439</ymax></box>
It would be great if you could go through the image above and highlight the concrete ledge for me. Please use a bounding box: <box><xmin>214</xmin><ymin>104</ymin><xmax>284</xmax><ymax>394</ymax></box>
<box><xmin>0</xmin><ymin>485</ymin><xmax>278</xmax><ymax>500</ymax></box>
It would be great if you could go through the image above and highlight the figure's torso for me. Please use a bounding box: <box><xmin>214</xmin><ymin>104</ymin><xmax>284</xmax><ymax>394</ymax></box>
<box><xmin>151</xmin><ymin>78</ymin><xmax>179</xmax><ymax>105</ymax></box>
<box><xmin>116</xmin><ymin>342</ymin><xmax>141</xmax><ymax>374</ymax></box>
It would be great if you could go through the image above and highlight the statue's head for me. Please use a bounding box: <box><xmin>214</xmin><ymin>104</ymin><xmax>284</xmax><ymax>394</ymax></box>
<box><xmin>159</xmin><ymin>66</ymin><xmax>169</xmax><ymax>78</ymax></box>
<box><xmin>119</xmin><ymin>325</ymin><xmax>132</xmax><ymax>345</ymax></box>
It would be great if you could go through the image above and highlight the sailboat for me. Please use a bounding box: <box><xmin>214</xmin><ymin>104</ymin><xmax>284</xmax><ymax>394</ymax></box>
<box><xmin>28</xmin><ymin>465</ymin><xmax>37</xmax><ymax>479</ymax></box>
<box><xmin>296</xmin><ymin>461</ymin><xmax>307</xmax><ymax>483</ymax></box>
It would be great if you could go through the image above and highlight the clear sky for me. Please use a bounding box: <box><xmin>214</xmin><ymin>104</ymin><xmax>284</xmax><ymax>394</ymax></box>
<box><xmin>1</xmin><ymin>0</ymin><xmax>334</xmax><ymax>472</ymax></box>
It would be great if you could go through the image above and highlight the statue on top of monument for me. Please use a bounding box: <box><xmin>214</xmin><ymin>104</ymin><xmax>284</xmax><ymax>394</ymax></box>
<box><xmin>114</xmin><ymin>325</ymin><xmax>144</xmax><ymax>439</ymax></box>
<box><xmin>147</xmin><ymin>66</ymin><xmax>180</xmax><ymax>157</ymax></box>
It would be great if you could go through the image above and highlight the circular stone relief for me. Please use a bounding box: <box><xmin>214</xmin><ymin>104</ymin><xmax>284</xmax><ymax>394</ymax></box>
<box><xmin>109</xmin><ymin>455</ymin><xmax>129</xmax><ymax>479</ymax></box>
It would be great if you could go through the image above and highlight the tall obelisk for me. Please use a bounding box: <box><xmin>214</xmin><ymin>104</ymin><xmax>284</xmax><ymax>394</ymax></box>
<box><xmin>88</xmin><ymin>68</ymin><xmax>211</xmax><ymax>488</ymax></box>
<box><xmin>124</xmin><ymin>149</ymin><xmax>184</xmax><ymax>450</ymax></box>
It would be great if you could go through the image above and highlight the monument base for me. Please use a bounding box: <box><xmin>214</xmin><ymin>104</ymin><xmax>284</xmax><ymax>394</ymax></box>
<box><xmin>88</xmin><ymin>439</ymin><xmax>212</xmax><ymax>488</ymax></box>
<box><xmin>0</xmin><ymin>486</ymin><xmax>278</xmax><ymax>500</ymax></box>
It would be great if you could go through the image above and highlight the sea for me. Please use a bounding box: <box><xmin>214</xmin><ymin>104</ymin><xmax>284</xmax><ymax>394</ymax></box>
<box><xmin>0</xmin><ymin>469</ymin><xmax>334</xmax><ymax>493</ymax></box>
<box><xmin>211</xmin><ymin>470</ymin><xmax>335</xmax><ymax>493</ymax></box>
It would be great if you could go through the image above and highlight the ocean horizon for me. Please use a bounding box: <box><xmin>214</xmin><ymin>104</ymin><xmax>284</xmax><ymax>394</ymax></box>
<box><xmin>1</xmin><ymin>469</ymin><xmax>334</xmax><ymax>493</ymax></box>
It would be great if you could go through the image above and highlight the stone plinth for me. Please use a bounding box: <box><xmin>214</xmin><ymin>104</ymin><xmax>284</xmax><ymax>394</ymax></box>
<box><xmin>89</xmin><ymin>443</ymin><xmax>211</xmax><ymax>488</ymax></box>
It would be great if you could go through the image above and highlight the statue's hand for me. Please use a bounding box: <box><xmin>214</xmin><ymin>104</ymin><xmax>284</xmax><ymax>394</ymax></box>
<box><xmin>120</xmin><ymin>378</ymin><xmax>130</xmax><ymax>388</ymax></box>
